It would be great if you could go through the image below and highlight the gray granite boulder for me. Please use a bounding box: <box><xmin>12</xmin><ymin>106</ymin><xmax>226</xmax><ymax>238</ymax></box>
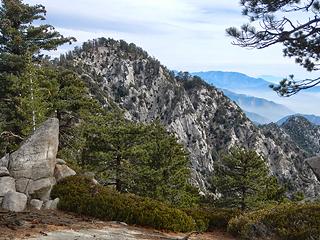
<box><xmin>54</xmin><ymin>164</ymin><xmax>76</xmax><ymax>182</ymax></box>
<box><xmin>56</xmin><ymin>159</ymin><xmax>66</xmax><ymax>165</ymax></box>
<box><xmin>29</xmin><ymin>199</ymin><xmax>43</xmax><ymax>210</ymax></box>
<box><xmin>0</xmin><ymin>118</ymin><xmax>76</xmax><ymax>211</ymax></box>
<box><xmin>0</xmin><ymin>167</ymin><xmax>10</xmax><ymax>177</ymax></box>
<box><xmin>9</xmin><ymin>118</ymin><xmax>59</xmax><ymax>182</ymax></box>
<box><xmin>0</xmin><ymin>177</ymin><xmax>16</xmax><ymax>197</ymax></box>
<box><xmin>50</xmin><ymin>198</ymin><xmax>60</xmax><ymax>210</ymax></box>
<box><xmin>0</xmin><ymin>154</ymin><xmax>9</xmax><ymax>168</ymax></box>
<box><xmin>2</xmin><ymin>191</ymin><xmax>27</xmax><ymax>212</ymax></box>
<box><xmin>29</xmin><ymin>177</ymin><xmax>56</xmax><ymax>201</ymax></box>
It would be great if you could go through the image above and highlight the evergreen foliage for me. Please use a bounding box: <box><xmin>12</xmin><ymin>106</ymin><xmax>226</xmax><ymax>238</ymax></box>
<box><xmin>51</xmin><ymin>175</ymin><xmax>196</xmax><ymax>232</ymax></box>
<box><xmin>227</xmin><ymin>0</ymin><xmax>320</xmax><ymax>96</ymax></box>
<box><xmin>228</xmin><ymin>203</ymin><xmax>320</xmax><ymax>240</ymax></box>
<box><xmin>0</xmin><ymin>0</ymin><xmax>75</xmax><ymax>74</ymax></box>
<box><xmin>81</xmin><ymin>115</ymin><xmax>197</xmax><ymax>207</ymax></box>
<box><xmin>0</xmin><ymin>0</ymin><xmax>75</xmax><ymax>153</ymax></box>
<box><xmin>211</xmin><ymin>148</ymin><xmax>284</xmax><ymax>210</ymax></box>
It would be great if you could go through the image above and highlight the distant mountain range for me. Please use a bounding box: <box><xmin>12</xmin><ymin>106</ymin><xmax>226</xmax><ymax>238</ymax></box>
<box><xmin>192</xmin><ymin>71</ymin><xmax>320</xmax><ymax>125</ymax></box>
<box><xmin>244</xmin><ymin>111</ymin><xmax>271</xmax><ymax>125</ymax></box>
<box><xmin>222</xmin><ymin>89</ymin><xmax>294</xmax><ymax>123</ymax></box>
<box><xmin>193</xmin><ymin>71</ymin><xmax>271</xmax><ymax>91</ymax></box>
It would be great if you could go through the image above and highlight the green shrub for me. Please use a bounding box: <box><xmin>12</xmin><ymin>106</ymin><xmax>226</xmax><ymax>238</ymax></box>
<box><xmin>227</xmin><ymin>203</ymin><xmax>320</xmax><ymax>240</ymax></box>
<box><xmin>183</xmin><ymin>207</ymin><xmax>239</xmax><ymax>232</ymax></box>
<box><xmin>51</xmin><ymin>175</ymin><xmax>195</xmax><ymax>232</ymax></box>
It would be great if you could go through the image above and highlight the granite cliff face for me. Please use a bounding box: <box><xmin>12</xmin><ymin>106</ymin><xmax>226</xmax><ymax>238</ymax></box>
<box><xmin>280</xmin><ymin>116</ymin><xmax>320</xmax><ymax>156</ymax></box>
<box><xmin>59</xmin><ymin>38</ymin><xmax>320</xmax><ymax>197</ymax></box>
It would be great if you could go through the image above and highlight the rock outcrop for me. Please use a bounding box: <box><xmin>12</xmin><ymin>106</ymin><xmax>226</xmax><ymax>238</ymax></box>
<box><xmin>59</xmin><ymin>37</ymin><xmax>320</xmax><ymax>197</ymax></box>
<box><xmin>306</xmin><ymin>156</ymin><xmax>320</xmax><ymax>181</ymax></box>
<box><xmin>0</xmin><ymin>118</ymin><xmax>76</xmax><ymax>212</ymax></box>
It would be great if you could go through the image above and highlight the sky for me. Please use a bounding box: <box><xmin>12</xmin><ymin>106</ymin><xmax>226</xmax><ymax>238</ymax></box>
<box><xmin>24</xmin><ymin>0</ymin><xmax>316</xmax><ymax>79</ymax></box>
<box><xmin>24</xmin><ymin>0</ymin><xmax>320</xmax><ymax>115</ymax></box>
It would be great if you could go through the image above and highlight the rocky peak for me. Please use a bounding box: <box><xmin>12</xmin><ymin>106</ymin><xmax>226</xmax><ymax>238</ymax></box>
<box><xmin>280</xmin><ymin>116</ymin><xmax>320</xmax><ymax>155</ymax></box>
<box><xmin>59</xmin><ymin>38</ymin><xmax>320</xmax><ymax>197</ymax></box>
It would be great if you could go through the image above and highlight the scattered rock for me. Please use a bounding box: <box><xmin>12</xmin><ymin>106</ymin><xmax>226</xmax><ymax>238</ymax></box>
<box><xmin>0</xmin><ymin>154</ymin><xmax>9</xmax><ymax>168</ymax></box>
<box><xmin>50</xmin><ymin>198</ymin><xmax>60</xmax><ymax>210</ymax></box>
<box><xmin>56</xmin><ymin>159</ymin><xmax>66</xmax><ymax>165</ymax></box>
<box><xmin>29</xmin><ymin>177</ymin><xmax>56</xmax><ymax>201</ymax></box>
<box><xmin>2</xmin><ymin>191</ymin><xmax>27</xmax><ymax>212</ymax></box>
<box><xmin>43</xmin><ymin>200</ymin><xmax>53</xmax><ymax>210</ymax></box>
<box><xmin>54</xmin><ymin>164</ymin><xmax>76</xmax><ymax>182</ymax></box>
<box><xmin>0</xmin><ymin>176</ymin><xmax>16</xmax><ymax>197</ymax></box>
<box><xmin>0</xmin><ymin>118</ymin><xmax>75</xmax><ymax>212</ymax></box>
<box><xmin>29</xmin><ymin>199</ymin><xmax>43</xmax><ymax>210</ymax></box>
<box><xmin>0</xmin><ymin>167</ymin><xmax>10</xmax><ymax>177</ymax></box>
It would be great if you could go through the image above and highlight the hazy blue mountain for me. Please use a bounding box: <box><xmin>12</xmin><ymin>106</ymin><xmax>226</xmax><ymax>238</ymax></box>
<box><xmin>257</xmin><ymin>75</ymin><xmax>282</xmax><ymax>83</ymax></box>
<box><xmin>193</xmin><ymin>71</ymin><xmax>320</xmax><ymax>93</ymax></box>
<box><xmin>277</xmin><ymin>114</ymin><xmax>320</xmax><ymax>126</ymax></box>
<box><xmin>222</xmin><ymin>89</ymin><xmax>295</xmax><ymax>123</ymax></box>
<box><xmin>244</xmin><ymin>111</ymin><xmax>272</xmax><ymax>125</ymax></box>
<box><xmin>193</xmin><ymin>71</ymin><xmax>271</xmax><ymax>91</ymax></box>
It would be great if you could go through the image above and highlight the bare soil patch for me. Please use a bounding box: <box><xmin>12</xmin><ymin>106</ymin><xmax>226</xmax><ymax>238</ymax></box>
<box><xmin>0</xmin><ymin>210</ymin><xmax>236</xmax><ymax>240</ymax></box>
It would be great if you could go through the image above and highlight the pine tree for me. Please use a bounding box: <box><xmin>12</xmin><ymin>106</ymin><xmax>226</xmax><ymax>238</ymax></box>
<box><xmin>51</xmin><ymin>69</ymin><xmax>104</xmax><ymax>164</ymax></box>
<box><xmin>227</xmin><ymin>0</ymin><xmax>320</xmax><ymax>96</ymax></box>
<box><xmin>81</xmin><ymin>116</ymin><xmax>197</xmax><ymax>207</ymax></box>
<box><xmin>0</xmin><ymin>0</ymin><xmax>75</xmax><ymax>74</ymax></box>
<box><xmin>211</xmin><ymin>148</ymin><xmax>283</xmax><ymax>210</ymax></box>
<box><xmin>0</xmin><ymin>0</ymin><xmax>75</xmax><ymax>154</ymax></box>
<box><xmin>128</xmin><ymin>121</ymin><xmax>197</xmax><ymax>207</ymax></box>
<box><xmin>81</xmin><ymin>112</ymin><xmax>145</xmax><ymax>192</ymax></box>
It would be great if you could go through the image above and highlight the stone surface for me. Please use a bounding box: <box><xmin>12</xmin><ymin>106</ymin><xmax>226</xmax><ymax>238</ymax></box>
<box><xmin>29</xmin><ymin>177</ymin><xmax>56</xmax><ymax>201</ymax></box>
<box><xmin>30</xmin><ymin>199</ymin><xmax>43</xmax><ymax>210</ymax></box>
<box><xmin>54</xmin><ymin>165</ymin><xmax>76</xmax><ymax>182</ymax></box>
<box><xmin>9</xmin><ymin>118</ymin><xmax>59</xmax><ymax>181</ymax></box>
<box><xmin>2</xmin><ymin>191</ymin><xmax>27</xmax><ymax>212</ymax></box>
<box><xmin>0</xmin><ymin>167</ymin><xmax>10</xmax><ymax>177</ymax></box>
<box><xmin>50</xmin><ymin>198</ymin><xmax>60</xmax><ymax>210</ymax></box>
<box><xmin>16</xmin><ymin>178</ymin><xmax>32</xmax><ymax>193</ymax></box>
<box><xmin>0</xmin><ymin>154</ymin><xmax>9</xmax><ymax>168</ymax></box>
<box><xmin>0</xmin><ymin>118</ymin><xmax>76</xmax><ymax>211</ymax></box>
<box><xmin>306</xmin><ymin>156</ymin><xmax>320</xmax><ymax>180</ymax></box>
<box><xmin>43</xmin><ymin>200</ymin><xmax>53</xmax><ymax>210</ymax></box>
<box><xmin>56</xmin><ymin>159</ymin><xmax>66</xmax><ymax>165</ymax></box>
<box><xmin>0</xmin><ymin>176</ymin><xmax>16</xmax><ymax>197</ymax></box>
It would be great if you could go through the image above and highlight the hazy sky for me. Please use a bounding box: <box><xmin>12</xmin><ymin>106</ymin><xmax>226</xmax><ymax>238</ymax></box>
<box><xmin>25</xmin><ymin>0</ymin><xmax>315</xmax><ymax>79</ymax></box>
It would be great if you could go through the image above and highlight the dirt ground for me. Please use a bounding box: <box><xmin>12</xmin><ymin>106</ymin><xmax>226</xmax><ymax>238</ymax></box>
<box><xmin>0</xmin><ymin>210</ymin><xmax>236</xmax><ymax>240</ymax></box>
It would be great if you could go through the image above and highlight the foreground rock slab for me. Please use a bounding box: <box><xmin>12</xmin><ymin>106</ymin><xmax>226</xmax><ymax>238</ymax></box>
<box><xmin>0</xmin><ymin>210</ymin><xmax>235</xmax><ymax>240</ymax></box>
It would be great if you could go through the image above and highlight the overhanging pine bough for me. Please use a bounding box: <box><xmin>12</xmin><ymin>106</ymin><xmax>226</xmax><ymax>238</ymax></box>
<box><xmin>226</xmin><ymin>0</ymin><xmax>320</xmax><ymax>96</ymax></box>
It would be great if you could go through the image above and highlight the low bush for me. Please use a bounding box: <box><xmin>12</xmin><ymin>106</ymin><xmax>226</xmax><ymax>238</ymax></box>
<box><xmin>183</xmin><ymin>207</ymin><xmax>238</xmax><ymax>232</ymax></box>
<box><xmin>51</xmin><ymin>175</ymin><xmax>195</xmax><ymax>232</ymax></box>
<box><xmin>227</xmin><ymin>203</ymin><xmax>320</xmax><ymax>240</ymax></box>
